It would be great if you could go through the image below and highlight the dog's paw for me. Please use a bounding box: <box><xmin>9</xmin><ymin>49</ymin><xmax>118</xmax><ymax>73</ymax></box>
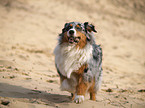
<box><xmin>74</xmin><ymin>95</ymin><xmax>84</xmax><ymax>104</ymax></box>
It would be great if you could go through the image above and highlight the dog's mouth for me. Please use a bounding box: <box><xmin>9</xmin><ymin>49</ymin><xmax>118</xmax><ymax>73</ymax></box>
<box><xmin>68</xmin><ymin>36</ymin><xmax>81</xmax><ymax>44</ymax></box>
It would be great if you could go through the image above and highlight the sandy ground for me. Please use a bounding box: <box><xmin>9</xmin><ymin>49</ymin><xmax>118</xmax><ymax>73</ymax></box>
<box><xmin>0</xmin><ymin>0</ymin><xmax>145</xmax><ymax>108</ymax></box>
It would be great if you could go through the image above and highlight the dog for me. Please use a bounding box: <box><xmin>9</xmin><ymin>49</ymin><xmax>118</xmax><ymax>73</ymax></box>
<box><xmin>54</xmin><ymin>22</ymin><xmax>102</xmax><ymax>103</ymax></box>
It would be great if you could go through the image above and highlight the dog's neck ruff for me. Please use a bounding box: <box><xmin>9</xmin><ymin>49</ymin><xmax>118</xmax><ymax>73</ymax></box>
<box><xmin>54</xmin><ymin>43</ymin><xmax>93</xmax><ymax>78</ymax></box>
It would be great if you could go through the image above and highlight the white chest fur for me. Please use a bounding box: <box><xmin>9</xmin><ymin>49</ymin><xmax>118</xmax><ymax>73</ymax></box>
<box><xmin>54</xmin><ymin>43</ymin><xmax>93</xmax><ymax>78</ymax></box>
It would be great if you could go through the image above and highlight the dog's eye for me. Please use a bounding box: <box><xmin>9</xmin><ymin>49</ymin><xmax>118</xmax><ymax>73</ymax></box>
<box><xmin>76</xmin><ymin>25</ymin><xmax>82</xmax><ymax>31</ymax></box>
<box><xmin>67</xmin><ymin>26</ymin><xmax>72</xmax><ymax>30</ymax></box>
<box><xmin>76</xmin><ymin>27</ymin><xmax>81</xmax><ymax>30</ymax></box>
<box><xmin>67</xmin><ymin>24</ymin><xmax>73</xmax><ymax>30</ymax></box>
<box><xmin>76</xmin><ymin>27</ymin><xmax>82</xmax><ymax>31</ymax></box>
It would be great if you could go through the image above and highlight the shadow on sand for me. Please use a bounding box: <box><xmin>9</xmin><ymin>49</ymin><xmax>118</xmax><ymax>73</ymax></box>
<box><xmin>0</xmin><ymin>83</ymin><xmax>71</xmax><ymax>106</ymax></box>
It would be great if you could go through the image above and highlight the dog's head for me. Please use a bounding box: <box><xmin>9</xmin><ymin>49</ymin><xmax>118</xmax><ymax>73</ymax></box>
<box><xmin>59</xmin><ymin>22</ymin><xmax>97</xmax><ymax>48</ymax></box>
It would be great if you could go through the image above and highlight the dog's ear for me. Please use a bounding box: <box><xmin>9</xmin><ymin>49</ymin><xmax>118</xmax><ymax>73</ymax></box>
<box><xmin>84</xmin><ymin>22</ymin><xmax>97</xmax><ymax>41</ymax></box>
<box><xmin>62</xmin><ymin>23</ymin><xmax>69</xmax><ymax>33</ymax></box>
<box><xmin>64</xmin><ymin>23</ymin><xmax>68</xmax><ymax>28</ymax></box>
<box><xmin>84</xmin><ymin>22</ymin><xmax>97</xmax><ymax>33</ymax></box>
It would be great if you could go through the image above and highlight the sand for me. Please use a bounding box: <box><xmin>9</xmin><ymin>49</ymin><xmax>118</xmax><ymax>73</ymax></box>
<box><xmin>0</xmin><ymin>0</ymin><xmax>145</xmax><ymax>108</ymax></box>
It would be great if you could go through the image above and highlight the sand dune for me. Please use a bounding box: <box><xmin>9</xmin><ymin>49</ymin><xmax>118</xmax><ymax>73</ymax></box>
<box><xmin>0</xmin><ymin>0</ymin><xmax>145</xmax><ymax>107</ymax></box>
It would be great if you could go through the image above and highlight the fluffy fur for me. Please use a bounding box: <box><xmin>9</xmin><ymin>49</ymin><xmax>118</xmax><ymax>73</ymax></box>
<box><xmin>54</xmin><ymin>43</ymin><xmax>93</xmax><ymax>78</ymax></box>
<box><xmin>54</xmin><ymin>22</ymin><xmax>103</xmax><ymax>103</ymax></box>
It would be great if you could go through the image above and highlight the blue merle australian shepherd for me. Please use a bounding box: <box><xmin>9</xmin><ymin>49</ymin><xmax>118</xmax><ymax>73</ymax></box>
<box><xmin>54</xmin><ymin>22</ymin><xmax>102</xmax><ymax>103</ymax></box>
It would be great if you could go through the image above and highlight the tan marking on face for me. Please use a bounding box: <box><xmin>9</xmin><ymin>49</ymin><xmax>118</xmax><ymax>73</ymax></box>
<box><xmin>76</xmin><ymin>31</ymin><xmax>87</xmax><ymax>49</ymax></box>
<box><xmin>61</xmin><ymin>32</ymin><xmax>69</xmax><ymax>43</ymax></box>
<box><xmin>69</xmin><ymin>24</ymin><xmax>73</xmax><ymax>27</ymax></box>
<box><xmin>76</xmin><ymin>24</ymin><xmax>80</xmax><ymax>28</ymax></box>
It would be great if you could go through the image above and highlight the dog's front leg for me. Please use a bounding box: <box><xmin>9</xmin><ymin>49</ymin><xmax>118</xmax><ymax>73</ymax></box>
<box><xmin>73</xmin><ymin>64</ymin><xmax>89</xmax><ymax>103</ymax></box>
<box><xmin>74</xmin><ymin>79</ymin><xmax>88</xmax><ymax>103</ymax></box>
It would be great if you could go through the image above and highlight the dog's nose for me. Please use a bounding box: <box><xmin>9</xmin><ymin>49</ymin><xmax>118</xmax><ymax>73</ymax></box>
<box><xmin>69</xmin><ymin>30</ymin><xmax>74</xmax><ymax>35</ymax></box>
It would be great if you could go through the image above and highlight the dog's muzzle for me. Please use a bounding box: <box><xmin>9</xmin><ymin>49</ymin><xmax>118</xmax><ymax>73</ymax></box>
<box><xmin>67</xmin><ymin>29</ymin><xmax>80</xmax><ymax>44</ymax></box>
<box><xmin>68</xmin><ymin>36</ymin><xmax>80</xmax><ymax>44</ymax></box>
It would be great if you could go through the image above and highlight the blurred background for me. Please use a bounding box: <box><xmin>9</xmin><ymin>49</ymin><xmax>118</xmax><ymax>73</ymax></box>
<box><xmin>0</xmin><ymin>0</ymin><xmax>145</xmax><ymax>108</ymax></box>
